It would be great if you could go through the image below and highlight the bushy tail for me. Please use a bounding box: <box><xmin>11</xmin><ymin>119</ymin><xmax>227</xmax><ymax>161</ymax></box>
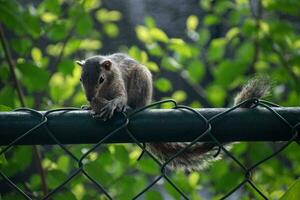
<box><xmin>234</xmin><ymin>76</ymin><xmax>271</xmax><ymax>107</ymax></box>
<box><xmin>147</xmin><ymin>76</ymin><xmax>271</xmax><ymax>171</ymax></box>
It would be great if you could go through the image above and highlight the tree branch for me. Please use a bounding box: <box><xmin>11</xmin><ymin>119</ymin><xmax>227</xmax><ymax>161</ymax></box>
<box><xmin>0</xmin><ymin>23</ymin><xmax>49</xmax><ymax>196</ymax></box>
<box><xmin>53</xmin><ymin>26</ymin><xmax>76</xmax><ymax>68</ymax></box>
<box><xmin>248</xmin><ymin>0</ymin><xmax>262</xmax><ymax>72</ymax></box>
<box><xmin>52</xmin><ymin>0</ymin><xmax>87</xmax><ymax>68</ymax></box>
<box><xmin>250</xmin><ymin>0</ymin><xmax>300</xmax><ymax>86</ymax></box>
<box><xmin>0</xmin><ymin>24</ymin><xmax>25</xmax><ymax>106</ymax></box>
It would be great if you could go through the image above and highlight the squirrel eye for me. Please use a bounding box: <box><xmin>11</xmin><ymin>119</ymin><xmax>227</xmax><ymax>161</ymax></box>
<box><xmin>80</xmin><ymin>78</ymin><xmax>82</xmax><ymax>82</ymax></box>
<box><xmin>99</xmin><ymin>76</ymin><xmax>105</xmax><ymax>84</ymax></box>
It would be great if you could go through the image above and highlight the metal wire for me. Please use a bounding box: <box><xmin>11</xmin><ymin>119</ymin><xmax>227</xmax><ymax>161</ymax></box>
<box><xmin>0</xmin><ymin>99</ymin><xmax>299</xmax><ymax>199</ymax></box>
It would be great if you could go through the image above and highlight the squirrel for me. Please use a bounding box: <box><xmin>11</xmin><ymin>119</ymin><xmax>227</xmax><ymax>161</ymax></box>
<box><xmin>76</xmin><ymin>53</ymin><xmax>152</xmax><ymax>120</ymax></box>
<box><xmin>76</xmin><ymin>53</ymin><xmax>270</xmax><ymax>171</ymax></box>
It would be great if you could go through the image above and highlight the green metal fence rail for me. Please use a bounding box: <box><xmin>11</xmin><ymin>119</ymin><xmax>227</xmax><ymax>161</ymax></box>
<box><xmin>0</xmin><ymin>98</ymin><xmax>300</xmax><ymax>200</ymax></box>
<box><xmin>1</xmin><ymin>107</ymin><xmax>300</xmax><ymax>145</ymax></box>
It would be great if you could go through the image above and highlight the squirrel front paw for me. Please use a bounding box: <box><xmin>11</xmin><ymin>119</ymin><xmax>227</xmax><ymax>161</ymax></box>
<box><xmin>115</xmin><ymin>102</ymin><xmax>127</xmax><ymax>112</ymax></box>
<box><xmin>100</xmin><ymin>101</ymin><xmax>116</xmax><ymax>120</ymax></box>
<box><xmin>90</xmin><ymin>98</ymin><xmax>127</xmax><ymax>120</ymax></box>
<box><xmin>93</xmin><ymin>101</ymin><xmax>125</xmax><ymax>120</ymax></box>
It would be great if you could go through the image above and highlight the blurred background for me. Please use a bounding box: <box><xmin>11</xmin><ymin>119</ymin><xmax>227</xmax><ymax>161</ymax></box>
<box><xmin>0</xmin><ymin>0</ymin><xmax>300</xmax><ymax>199</ymax></box>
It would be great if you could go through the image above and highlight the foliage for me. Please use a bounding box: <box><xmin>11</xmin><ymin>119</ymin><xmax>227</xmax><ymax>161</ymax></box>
<box><xmin>0</xmin><ymin>0</ymin><xmax>300</xmax><ymax>199</ymax></box>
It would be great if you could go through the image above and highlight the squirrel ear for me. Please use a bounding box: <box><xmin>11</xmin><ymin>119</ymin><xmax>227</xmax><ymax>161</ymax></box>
<box><xmin>102</xmin><ymin>60</ymin><xmax>111</xmax><ymax>71</ymax></box>
<box><xmin>76</xmin><ymin>60</ymin><xmax>85</xmax><ymax>67</ymax></box>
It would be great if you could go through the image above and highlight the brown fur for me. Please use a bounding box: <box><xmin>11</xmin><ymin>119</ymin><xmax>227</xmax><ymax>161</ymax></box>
<box><xmin>78</xmin><ymin>53</ymin><xmax>152</xmax><ymax>119</ymax></box>
<box><xmin>78</xmin><ymin>54</ymin><xmax>270</xmax><ymax>171</ymax></box>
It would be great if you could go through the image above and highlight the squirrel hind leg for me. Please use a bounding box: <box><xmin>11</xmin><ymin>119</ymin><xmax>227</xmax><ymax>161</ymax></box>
<box><xmin>127</xmin><ymin>67</ymin><xmax>152</xmax><ymax>108</ymax></box>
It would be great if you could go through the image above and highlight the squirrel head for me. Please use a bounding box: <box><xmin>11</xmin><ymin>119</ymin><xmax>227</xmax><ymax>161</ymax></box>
<box><xmin>76</xmin><ymin>56</ymin><xmax>113</xmax><ymax>102</ymax></box>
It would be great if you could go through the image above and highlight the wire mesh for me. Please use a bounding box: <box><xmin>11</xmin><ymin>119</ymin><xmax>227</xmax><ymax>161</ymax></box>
<box><xmin>0</xmin><ymin>98</ymin><xmax>299</xmax><ymax>200</ymax></box>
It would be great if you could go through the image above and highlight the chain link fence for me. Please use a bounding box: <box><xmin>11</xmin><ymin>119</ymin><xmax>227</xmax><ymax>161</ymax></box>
<box><xmin>0</xmin><ymin>98</ymin><xmax>299</xmax><ymax>199</ymax></box>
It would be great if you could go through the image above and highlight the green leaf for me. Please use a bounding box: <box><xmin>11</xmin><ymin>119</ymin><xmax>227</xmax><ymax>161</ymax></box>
<box><xmin>49</xmin><ymin>72</ymin><xmax>78</xmax><ymax>103</ymax></box>
<box><xmin>2</xmin><ymin>147</ymin><xmax>32</xmax><ymax>176</ymax></box>
<box><xmin>11</xmin><ymin>38</ymin><xmax>32</xmax><ymax>55</ymax></box>
<box><xmin>40</xmin><ymin>0</ymin><xmax>61</xmax><ymax>14</ymax></box>
<box><xmin>47</xmin><ymin>21</ymin><xmax>68</xmax><ymax>41</ymax></box>
<box><xmin>186</xmin><ymin>15</ymin><xmax>199</xmax><ymax>31</ymax></box>
<box><xmin>17</xmin><ymin>62</ymin><xmax>49</xmax><ymax>92</ymax></box>
<box><xmin>213</xmin><ymin>59</ymin><xmax>247</xmax><ymax>87</ymax></box>
<box><xmin>104</xmin><ymin>23</ymin><xmax>119</xmax><ymax>38</ymax></box>
<box><xmin>113</xmin><ymin>145</ymin><xmax>130</xmax><ymax>166</ymax></box>
<box><xmin>64</xmin><ymin>39</ymin><xmax>81</xmax><ymax>55</ymax></box>
<box><xmin>190</xmin><ymin>101</ymin><xmax>202</xmax><ymax>108</ymax></box>
<box><xmin>265</xmin><ymin>0</ymin><xmax>300</xmax><ymax>16</ymax></box>
<box><xmin>215</xmin><ymin>1</ymin><xmax>232</xmax><ymax>15</ymax></box>
<box><xmin>280</xmin><ymin>178</ymin><xmax>300</xmax><ymax>200</ymax></box>
<box><xmin>84</xmin><ymin>157</ymin><xmax>111</xmax><ymax>186</ymax></box>
<box><xmin>47</xmin><ymin>169</ymin><xmax>68</xmax><ymax>189</ymax></box>
<box><xmin>145</xmin><ymin>190</ymin><xmax>163</xmax><ymax>200</ymax></box>
<box><xmin>161</xmin><ymin>57</ymin><xmax>182</xmax><ymax>72</ymax></box>
<box><xmin>72</xmin><ymin>91</ymin><xmax>86</xmax><ymax>106</ymax></box>
<box><xmin>200</xmin><ymin>0</ymin><xmax>212</xmax><ymax>10</ymax></box>
<box><xmin>78</xmin><ymin>39</ymin><xmax>102</xmax><ymax>50</ymax></box>
<box><xmin>198</xmin><ymin>28</ymin><xmax>210</xmax><ymax>45</ymax></box>
<box><xmin>187</xmin><ymin>60</ymin><xmax>205</xmax><ymax>83</ymax></box>
<box><xmin>154</xmin><ymin>78</ymin><xmax>172</xmax><ymax>92</ymax></box>
<box><xmin>0</xmin><ymin>64</ymin><xmax>9</xmax><ymax>81</ymax></box>
<box><xmin>171</xmin><ymin>90</ymin><xmax>187</xmax><ymax>103</ymax></box>
<box><xmin>53</xmin><ymin>191</ymin><xmax>77</xmax><ymax>200</ymax></box>
<box><xmin>145</xmin><ymin>61</ymin><xmax>159</xmax><ymax>72</ymax></box>
<box><xmin>226</xmin><ymin>27</ymin><xmax>240</xmax><ymax>40</ymax></box>
<box><xmin>206</xmin><ymin>84</ymin><xmax>226</xmax><ymax>107</ymax></box>
<box><xmin>168</xmin><ymin>38</ymin><xmax>192</xmax><ymax>57</ymax></box>
<box><xmin>58</xmin><ymin>59</ymin><xmax>75</xmax><ymax>76</ymax></box>
<box><xmin>137</xmin><ymin>158</ymin><xmax>159</xmax><ymax>175</ymax></box>
<box><xmin>41</xmin><ymin>12</ymin><xmax>58</xmax><ymax>23</ymax></box>
<box><xmin>0</xmin><ymin>1</ymin><xmax>28</xmax><ymax>34</ymax></box>
<box><xmin>23</xmin><ymin>12</ymin><xmax>41</xmax><ymax>38</ymax></box>
<box><xmin>207</xmin><ymin>38</ymin><xmax>226</xmax><ymax>62</ymax></box>
<box><xmin>46</xmin><ymin>43</ymin><xmax>63</xmax><ymax>56</ymax></box>
<box><xmin>31</xmin><ymin>47</ymin><xmax>42</xmax><ymax>64</ymax></box>
<box><xmin>146</xmin><ymin>43</ymin><xmax>163</xmax><ymax>57</ymax></box>
<box><xmin>84</xmin><ymin>0</ymin><xmax>101</xmax><ymax>11</ymax></box>
<box><xmin>271</xmin><ymin>190</ymin><xmax>285</xmax><ymax>199</ymax></box>
<box><xmin>149</xmin><ymin>28</ymin><xmax>169</xmax><ymax>43</ymax></box>
<box><xmin>76</xmin><ymin>13</ymin><xmax>93</xmax><ymax>36</ymax></box>
<box><xmin>0</xmin><ymin>105</ymin><xmax>12</xmax><ymax>111</ymax></box>
<box><xmin>136</xmin><ymin>26</ymin><xmax>152</xmax><ymax>43</ymax></box>
<box><xmin>0</xmin><ymin>86</ymin><xmax>16</xmax><ymax>108</ymax></box>
<box><xmin>95</xmin><ymin>9</ymin><xmax>122</xmax><ymax>23</ymax></box>
<box><xmin>165</xmin><ymin>181</ymin><xmax>181</xmax><ymax>199</ymax></box>
<box><xmin>164</xmin><ymin>171</ymin><xmax>193</xmax><ymax>197</ymax></box>
<box><xmin>204</xmin><ymin>14</ymin><xmax>220</xmax><ymax>26</ymax></box>
<box><xmin>145</xmin><ymin>16</ymin><xmax>156</xmax><ymax>28</ymax></box>
<box><xmin>114</xmin><ymin>175</ymin><xmax>147</xmax><ymax>200</ymax></box>
<box><xmin>241</xmin><ymin>19</ymin><xmax>255</xmax><ymax>36</ymax></box>
<box><xmin>128</xmin><ymin>46</ymin><xmax>149</xmax><ymax>63</ymax></box>
<box><xmin>57</xmin><ymin>155</ymin><xmax>70</xmax><ymax>173</ymax></box>
<box><xmin>229</xmin><ymin>10</ymin><xmax>242</xmax><ymax>25</ymax></box>
<box><xmin>188</xmin><ymin>172</ymin><xmax>200</xmax><ymax>188</ymax></box>
<box><xmin>236</xmin><ymin>42</ymin><xmax>254</xmax><ymax>64</ymax></box>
